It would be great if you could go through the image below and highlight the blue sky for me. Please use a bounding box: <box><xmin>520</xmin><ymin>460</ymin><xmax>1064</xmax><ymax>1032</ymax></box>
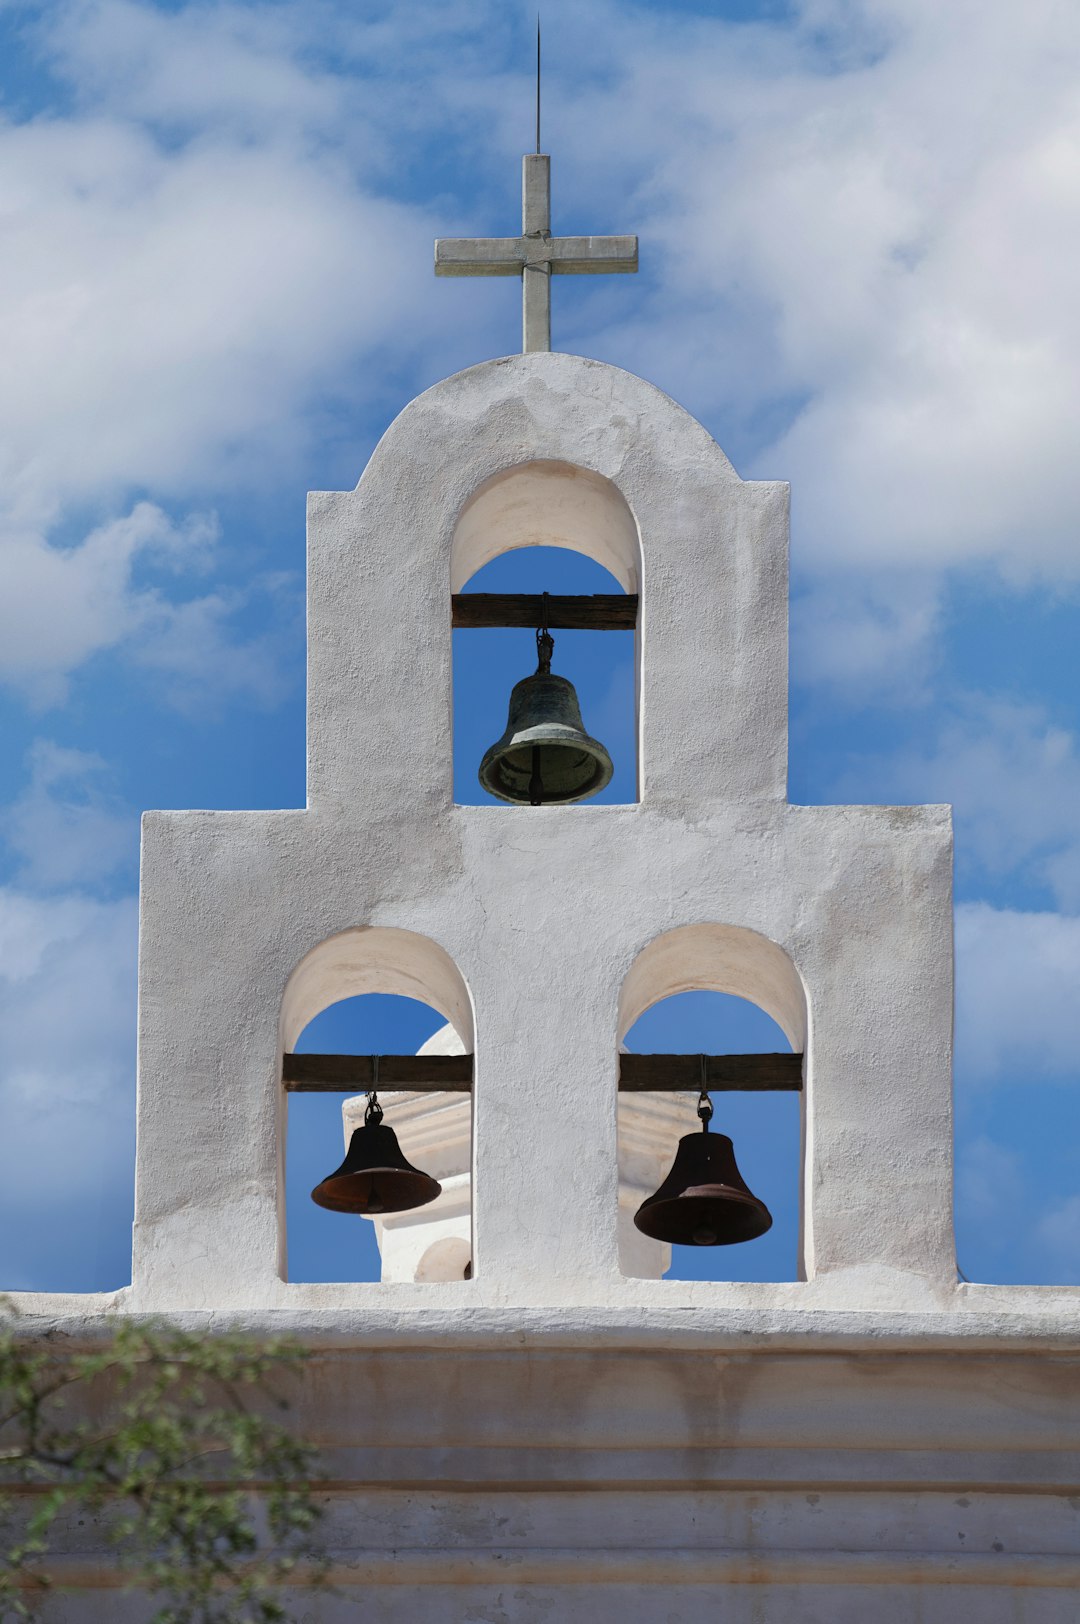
<box><xmin>1</xmin><ymin>0</ymin><xmax>1079</xmax><ymax>1292</ymax></box>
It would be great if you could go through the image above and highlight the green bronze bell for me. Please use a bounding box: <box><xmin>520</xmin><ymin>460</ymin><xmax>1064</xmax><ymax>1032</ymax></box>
<box><xmin>479</xmin><ymin>627</ymin><xmax>614</xmax><ymax>806</ymax></box>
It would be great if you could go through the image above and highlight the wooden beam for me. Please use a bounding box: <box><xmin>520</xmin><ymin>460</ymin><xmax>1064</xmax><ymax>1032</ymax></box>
<box><xmin>282</xmin><ymin>1053</ymin><xmax>473</xmax><ymax>1093</ymax></box>
<box><xmin>619</xmin><ymin>1053</ymin><xmax>803</xmax><ymax>1092</ymax></box>
<box><xmin>451</xmin><ymin>593</ymin><xmax>637</xmax><ymax>631</ymax></box>
<box><xmin>282</xmin><ymin>1052</ymin><xmax>802</xmax><ymax>1094</ymax></box>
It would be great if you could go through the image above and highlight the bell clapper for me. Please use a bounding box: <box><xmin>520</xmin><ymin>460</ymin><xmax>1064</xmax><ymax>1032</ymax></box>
<box><xmin>528</xmin><ymin>611</ymin><xmax>555</xmax><ymax>804</ymax></box>
<box><xmin>692</xmin><ymin>1066</ymin><xmax>718</xmax><ymax>1239</ymax></box>
<box><xmin>363</xmin><ymin>1072</ymin><xmax>385</xmax><ymax>1210</ymax></box>
<box><xmin>698</xmin><ymin>1058</ymin><xmax>713</xmax><ymax>1134</ymax></box>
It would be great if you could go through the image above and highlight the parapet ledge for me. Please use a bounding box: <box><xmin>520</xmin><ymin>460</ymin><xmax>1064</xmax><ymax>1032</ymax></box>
<box><xmin>3</xmin><ymin>1289</ymin><xmax>1080</xmax><ymax>1355</ymax></box>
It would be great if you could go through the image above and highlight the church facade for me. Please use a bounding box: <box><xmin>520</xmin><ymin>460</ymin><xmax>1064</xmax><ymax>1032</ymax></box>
<box><xmin>11</xmin><ymin>187</ymin><xmax>1080</xmax><ymax>1619</ymax></box>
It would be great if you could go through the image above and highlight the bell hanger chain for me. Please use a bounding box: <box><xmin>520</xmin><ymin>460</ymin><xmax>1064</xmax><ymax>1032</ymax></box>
<box><xmin>536</xmin><ymin>589</ymin><xmax>554</xmax><ymax>675</ymax></box>
<box><xmin>365</xmin><ymin>1055</ymin><xmax>383</xmax><ymax>1125</ymax></box>
<box><xmin>698</xmin><ymin>1055</ymin><xmax>713</xmax><ymax>1133</ymax></box>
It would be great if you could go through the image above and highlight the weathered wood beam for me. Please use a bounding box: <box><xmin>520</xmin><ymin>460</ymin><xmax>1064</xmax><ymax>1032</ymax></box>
<box><xmin>619</xmin><ymin>1053</ymin><xmax>803</xmax><ymax>1092</ymax></box>
<box><xmin>451</xmin><ymin>593</ymin><xmax>638</xmax><ymax>631</ymax></box>
<box><xmin>282</xmin><ymin>1052</ymin><xmax>802</xmax><ymax>1094</ymax></box>
<box><xmin>282</xmin><ymin>1054</ymin><xmax>473</xmax><ymax>1093</ymax></box>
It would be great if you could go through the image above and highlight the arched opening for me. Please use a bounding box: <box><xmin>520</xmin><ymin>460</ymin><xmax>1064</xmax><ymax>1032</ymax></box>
<box><xmin>280</xmin><ymin>928</ymin><xmax>473</xmax><ymax>1285</ymax></box>
<box><xmin>450</xmin><ymin>460</ymin><xmax>641</xmax><ymax>594</ymax></box>
<box><xmin>617</xmin><ymin>924</ymin><xmax>807</xmax><ymax>1284</ymax></box>
<box><xmin>451</xmin><ymin>461</ymin><xmax>641</xmax><ymax>807</ymax></box>
<box><xmin>414</xmin><ymin>1235</ymin><xmax>472</xmax><ymax>1282</ymax></box>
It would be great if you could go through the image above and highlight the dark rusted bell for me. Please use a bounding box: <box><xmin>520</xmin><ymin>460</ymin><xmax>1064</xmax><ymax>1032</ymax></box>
<box><xmin>634</xmin><ymin>1127</ymin><xmax>772</xmax><ymax>1247</ymax></box>
<box><xmin>478</xmin><ymin>627</ymin><xmax>613</xmax><ymax>806</ymax></box>
<box><xmin>311</xmin><ymin>1097</ymin><xmax>441</xmax><ymax>1216</ymax></box>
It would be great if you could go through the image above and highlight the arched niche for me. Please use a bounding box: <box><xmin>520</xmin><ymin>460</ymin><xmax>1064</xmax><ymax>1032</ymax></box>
<box><xmin>414</xmin><ymin>1235</ymin><xmax>472</xmax><ymax>1283</ymax></box>
<box><xmin>281</xmin><ymin>926</ymin><xmax>474</xmax><ymax>1054</ymax></box>
<box><xmin>618</xmin><ymin>923</ymin><xmax>807</xmax><ymax>1050</ymax></box>
<box><xmin>617</xmin><ymin>923</ymin><xmax>808</xmax><ymax>1284</ymax></box>
<box><xmin>451</xmin><ymin>461</ymin><xmax>642</xmax><ymax>805</ymax></box>
<box><xmin>279</xmin><ymin>928</ymin><xmax>474</xmax><ymax>1285</ymax></box>
<box><xmin>450</xmin><ymin>460</ymin><xmax>642</xmax><ymax>594</ymax></box>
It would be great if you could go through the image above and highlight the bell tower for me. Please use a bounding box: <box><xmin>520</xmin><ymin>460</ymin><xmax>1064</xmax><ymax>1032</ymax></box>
<box><xmin>131</xmin><ymin>341</ymin><xmax>957</xmax><ymax>1310</ymax></box>
<box><xmin>22</xmin><ymin>133</ymin><xmax>1078</xmax><ymax>1623</ymax></box>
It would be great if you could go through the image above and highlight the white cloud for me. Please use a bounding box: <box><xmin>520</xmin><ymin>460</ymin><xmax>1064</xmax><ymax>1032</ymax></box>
<box><xmin>955</xmin><ymin>1131</ymin><xmax>1080</xmax><ymax>1285</ymax></box>
<box><xmin>955</xmin><ymin>901</ymin><xmax>1080</xmax><ymax>1085</ymax></box>
<box><xmin>44</xmin><ymin>0</ymin><xmax>353</xmax><ymax>141</ymax></box>
<box><xmin>584</xmin><ymin>0</ymin><xmax>1080</xmax><ymax>583</ymax></box>
<box><xmin>5</xmin><ymin>0</ymin><xmax>1078</xmax><ymax>698</ymax></box>
<box><xmin>0</xmin><ymin>752</ymin><xmax>143</xmax><ymax>1285</ymax></box>
<box><xmin>0</xmin><ymin>2</ymin><xmax>454</xmax><ymax>704</ymax></box>
<box><xmin>955</xmin><ymin>1134</ymin><xmax>1026</xmax><ymax>1229</ymax></box>
<box><xmin>0</xmin><ymin>503</ymin><xmax>218</xmax><ymax>702</ymax></box>
<box><xmin>0</xmin><ymin>492</ymin><xmax>297</xmax><ymax>707</ymax></box>
<box><xmin>0</xmin><ymin>114</ymin><xmax>437</xmax><ymax>515</ymax></box>
<box><xmin>843</xmin><ymin>698</ymin><xmax>1080</xmax><ymax>905</ymax></box>
<box><xmin>1037</xmin><ymin>1193</ymin><xmax>1080</xmax><ymax>1284</ymax></box>
<box><xmin>0</xmin><ymin>887</ymin><xmax>137</xmax><ymax>1220</ymax></box>
<box><xmin>483</xmin><ymin>0</ymin><xmax>1080</xmax><ymax>680</ymax></box>
<box><xmin>3</xmin><ymin>739</ymin><xmax>133</xmax><ymax>890</ymax></box>
<box><xmin>130</xmin><ymin>572</ymin><xmax>300</xmax><ymax>714</ymax></box>
<box><xmin>791</xmin><ymin>572</ymin><xmax>942</xmax><ymax>698</ymax></box>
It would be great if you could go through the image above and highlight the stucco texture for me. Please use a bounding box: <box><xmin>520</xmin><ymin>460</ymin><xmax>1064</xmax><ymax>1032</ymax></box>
<box><xmin>8</xmin><ymin>353</ymin><xmax>1079</xmax><ymax>1617</ymax></box>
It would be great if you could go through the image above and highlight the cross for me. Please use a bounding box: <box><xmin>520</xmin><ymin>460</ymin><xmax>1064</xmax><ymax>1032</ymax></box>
<box><xmin>435</xmin><ymin>155</ymin><xmax>638</xmax><ymax>353</ymax></box>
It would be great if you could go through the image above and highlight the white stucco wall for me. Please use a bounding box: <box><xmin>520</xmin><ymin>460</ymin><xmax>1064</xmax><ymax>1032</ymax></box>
<box><xmin>117</xmin><ymin>351</ymin><xmax>967</xmax><ymax>1315</ymax></box>
<box><xmin>340</xmin><ymin>1022</ymin><xmax>688</xmax><ymax>1283</ymax></box>
<box><xmin>9</xmin><ymin>351</ymin><xmax>1080</xmax><ymax>1618</ymax></box>
<box><xmin>13</xmin><ymin>1310</ymin><xmax>1080</xmax><ymax>1621</ymax></box>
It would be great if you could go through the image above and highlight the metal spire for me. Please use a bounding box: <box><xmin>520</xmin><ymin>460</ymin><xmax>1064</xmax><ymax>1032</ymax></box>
<box><xmin>433</xmin><ymin>15</ymin><xmax>638</xmax><ymax>352</ymax></box>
